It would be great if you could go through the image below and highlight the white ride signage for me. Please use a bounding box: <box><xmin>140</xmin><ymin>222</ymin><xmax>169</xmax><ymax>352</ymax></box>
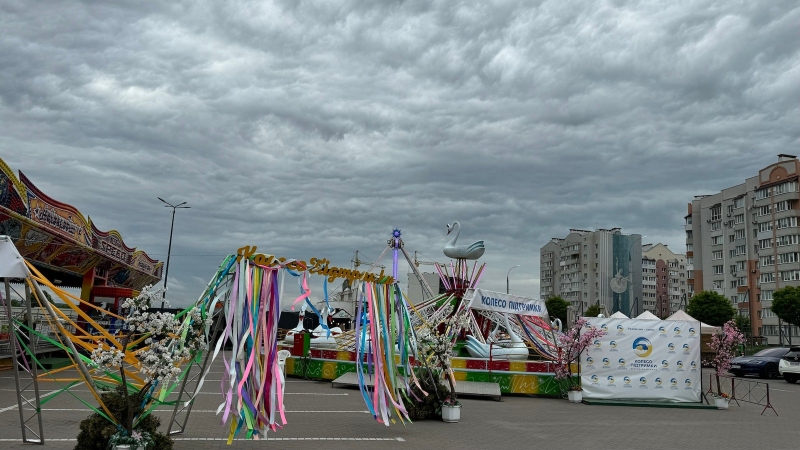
<box><xmin>464</xmin><ymin>289</ymin><xmax>548</xmax><ymax>317</ymax></box>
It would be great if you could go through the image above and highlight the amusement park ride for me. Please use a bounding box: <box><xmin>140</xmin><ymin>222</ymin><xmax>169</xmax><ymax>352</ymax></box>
<box><xmin>0</xmin><ymin>221</ymin><xmax>566</xmax><ymax>444</ymax></box>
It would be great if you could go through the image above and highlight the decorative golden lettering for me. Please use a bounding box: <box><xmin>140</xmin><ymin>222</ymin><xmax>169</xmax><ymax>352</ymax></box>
<box><xmin>235</xmin><ymin>247</ymin><xmax>393</xmax><ymax>284</ymax></box>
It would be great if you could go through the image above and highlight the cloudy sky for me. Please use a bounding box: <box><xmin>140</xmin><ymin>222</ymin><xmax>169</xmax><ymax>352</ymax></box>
<box><xmin>2</xmin><ymin>0</ymin><xmax>799</xmax><ymax>307</ymax></box>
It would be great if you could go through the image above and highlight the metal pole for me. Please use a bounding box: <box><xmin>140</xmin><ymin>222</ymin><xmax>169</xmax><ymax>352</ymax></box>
<box><xmin>506</xmin><ymin>265</ymin><xmax>519</xmax><ymax>295</ymax></box>
<box><xmin>24</xmin><ymin>283</ymin><xmax>44</xmax><ymax>443</ymax></box>
<box><xmin>4</xmin><ymin>279</ymin><xmax>28</xmax><ymax>442</ymax></box>
<box><xmin>161</xmin><ymin>207</ymin><xmax>176</xmax><ymax>309</ymax></box>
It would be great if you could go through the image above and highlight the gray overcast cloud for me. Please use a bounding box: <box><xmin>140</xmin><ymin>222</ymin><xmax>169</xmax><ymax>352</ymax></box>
<box><xmin>2</xmin><ymin>0</ymin><xmax>799</xmax><ymax>306</ymax></box>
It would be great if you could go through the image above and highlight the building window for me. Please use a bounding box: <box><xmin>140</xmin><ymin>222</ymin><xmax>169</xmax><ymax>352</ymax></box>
<box><xmin>781</xmin><ymin>270</ymin><xmax>800</xmax><ymax>282</ymax></box>
<box><xmin>777</xmin><ymin>216</ymin><xmax>798</xmax><ymax>229</ymax></box>
<box><xmin>711</xmin><ymin>236</ymin><xmax>723</xmax><ymax>246</ymax></box>
<box><xmin>762</xmin><ymin>290</ymin><xmax>773</xmax><ymax>301</ymax></box>
<box><xmin>759</xmin><ymin>221</ymin><xmax>773</xmax><ymax>233</ymax></box>
<box><xmin>735</xmin><ymin>245</ymin><xmax>746</xmax><ymax>255</ymax></box>
<box><xmin>759</xmin><ymin>205</ymin><xmax>772</xmax><ymax>217</ymax></box>
<box><xmin>777</xmin><ymin>235</ymin><xmax>800</xmax><ymax>247</ymax></box>
<box><xmin>711</xmin><ymin>221</ymin><xmax>721</xmax><ymax>231</ymax></box>
<box><xmin>760</xmin><ymin>272</ymin><xmax>775</xmax><ymax>283</ymax></box>
<box><xmin>735</xmin><ymin>229</ymin><xmax>745</xmax><ymax>240</ymax></box>
<box><xmin>779</xmin><ymin>252</ymin><xmax>800</xmax><ymax>264</ymax></box>
<box><xmin>774</xmin><ymin>180</ymin><xmax>798</xmax><ymax>195</ymax></box>
<box><xmin>775</xmin><ymin>200</ymin><xmax>796</xmax><ymax>213</ymax></box>
<box><xmin>713</xmin><ymin>280</ymin><xmax>723</xmax><ymax>289</ymax></box>
<box><xmin>711</xmin><ymin>205</ymin><xmax>722</xmax><ymax>221</ymax></box>
<box><xmin>712</xmin><ymin>250</ymin><xmax>723</xmax><ymax>260</ymax></box>
<box><xmin>755</xmin><ymin>187</ymin><xmax>772</xmax><ymax>200</ymax></box>
<box><xmin>713</xmin><ymin>265</ymin><xmax>724</xmax><ymax>275</ymax></box>
<box><xmin>759</xmin><ymin>238</ymin><xmax>773</xmax><ymax>249</ymax></box>
<box><xmin>734</xmin><ymin>214</ymin><xmax>744</xmax><ymax>224</ymax></box>
<box><xmin>733</xmin><ymin>198</ymin><xmax>745</xmax><ymax>209</ymax></box>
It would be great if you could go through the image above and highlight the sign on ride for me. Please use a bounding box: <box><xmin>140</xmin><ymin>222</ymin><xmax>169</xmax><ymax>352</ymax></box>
<box><xmin>464</xmin><ymin>289</ymin><xmax>547</xmax><ymax>317</ymax></box>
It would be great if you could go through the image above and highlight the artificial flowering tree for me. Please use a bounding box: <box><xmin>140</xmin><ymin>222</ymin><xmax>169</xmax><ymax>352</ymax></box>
<box><xmin>554</xmin><ymin>318</ymin><xmax>605</xmax><ymax>396</ymax></box>
<box><xmin>708</xmin><ymin>319</ymin><xmax>745</xmax><ymax>399</ymax></box>
<box><xmin>415</xmin><ymin>304</ymin><xmax>471</xmax><ymax>409</ymax></box>
<box><xmin>80</xmin><ymin>286</ymin><xmax>209</xmax><ymax>449</ymax></box>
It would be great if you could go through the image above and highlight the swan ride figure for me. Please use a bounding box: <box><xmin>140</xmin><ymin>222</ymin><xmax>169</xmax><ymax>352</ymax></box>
<box><xmin>444</xmin><ymin>221</ymin><xmax>485</xmax><ymax>260</ymax></box>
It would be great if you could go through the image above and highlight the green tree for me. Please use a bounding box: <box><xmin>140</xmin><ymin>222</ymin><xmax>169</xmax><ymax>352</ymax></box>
<box><xmin>545</xmin><ymin>296</ymin><xmax>569</xmax><ymax>325</ymax></box>
<box><xmin>772</xmin><ymin>286</ymin><xmax>800</xmax><ymax>327</ymax></box>
<box><xmin>585</xmin><ymin>304</ymin><xmax>601</xmax><ymax>318</ymax></box>
<box><xmin>734</xmin><ymin>314</ymin><xmax>751</xmax><ymax>338</ymax></box>
<box><xmin>687</xmin><ymin>291</ymin><xmax>735</xmax><ymax>326</ymax></box>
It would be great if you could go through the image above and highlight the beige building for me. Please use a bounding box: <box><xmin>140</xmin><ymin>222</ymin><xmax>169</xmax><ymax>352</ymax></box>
<box><xmin>686</xmin><ymin>154</ymin><xmax>800</xmax><ymax>342</ymax></box>
<box><xmin>641</xmin><ymin>243</ymin><xmax>687</xmax><ymax>318</ymax></box>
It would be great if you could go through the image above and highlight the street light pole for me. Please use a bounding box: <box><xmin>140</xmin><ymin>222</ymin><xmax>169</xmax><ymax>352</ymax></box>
<box><xmin>506</xmin><ymin>265</ymin><xmax>520</xmax><ymax>294</ymax></box>
<box><xmin>158</xmin><ymin>197</ymin><xmax>190</xmax><ymax>309</ymax></box>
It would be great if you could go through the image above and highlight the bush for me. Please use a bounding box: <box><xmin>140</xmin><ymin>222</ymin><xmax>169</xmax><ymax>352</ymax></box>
<box><xmin>75</xmin><ymin>386</ymin><xmax>173</xmax><ymax>450</ymax></box>
<box><xmin>402</xmin><ymin>371</ymin><xmax>450</xmax><ymax>421</ymax></box>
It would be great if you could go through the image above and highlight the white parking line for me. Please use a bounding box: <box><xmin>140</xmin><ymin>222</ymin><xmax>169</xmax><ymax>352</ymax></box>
<box><xmin>0</xmin><ymin>382</ymin><xmax>85</xmax><ymax>415</ymax></box>
<box><xmin>0</xmin><ymin>388</ymin><xmax>348</xmax><ymax>396</ymax></box>
<box><xmin>22</xmin><ymin>408</ymin><xmax>369</xmax><ymax>413</ymax></box>
<box><xmin>0</xmin><ymin>437</ymin><xmax>404</xmax><ymax>442</ymax></box>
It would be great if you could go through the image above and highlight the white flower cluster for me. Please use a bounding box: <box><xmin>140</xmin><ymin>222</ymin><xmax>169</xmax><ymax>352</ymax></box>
<box><xmin>90</xmin><ymin>345</ymin><xmax>125</xmax><ymax>372</ymax></box>
<box><xmin>89</xmin><ymin>287</ymin><xmax>210</xmax><ymax>384</ymax></box>
<box><xmin>416</xmin><ymin>308</ymin><xmax>471</xmax><ymax>371</ymax></box>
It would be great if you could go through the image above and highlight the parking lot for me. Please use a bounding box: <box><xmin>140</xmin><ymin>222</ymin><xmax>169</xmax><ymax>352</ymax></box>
<box><xmin>1</xmin><ymin>364</ymin><xmax>799</xmax><ymax>450</ymax></box>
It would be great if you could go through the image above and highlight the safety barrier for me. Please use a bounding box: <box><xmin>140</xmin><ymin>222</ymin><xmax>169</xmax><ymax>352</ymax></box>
<box><xmin>706</xmin><ymin>374</ymin><xmax>777</xmax><ymax>416</ymax></box>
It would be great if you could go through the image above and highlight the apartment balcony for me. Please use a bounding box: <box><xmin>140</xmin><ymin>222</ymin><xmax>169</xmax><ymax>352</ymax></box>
<box><xmin>774</xmin><ymin>190</ymin><xmax>800</xmax><ymax>202</ymax></box>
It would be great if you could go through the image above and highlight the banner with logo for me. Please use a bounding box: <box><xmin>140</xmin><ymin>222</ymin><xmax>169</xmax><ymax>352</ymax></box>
<box><xmin>464</xmin><ymin>289</ymin><xmax>547</xmax><ymax>317</ymax></box>
<box><xmin>580</xmin><ymin>318</ymin><xmax>702</xmax><ymax>402</ymax></box>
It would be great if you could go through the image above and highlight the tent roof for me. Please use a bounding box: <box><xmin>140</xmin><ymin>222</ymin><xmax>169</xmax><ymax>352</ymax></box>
<box><xmin>609</xmin><ymin>311</ymin><xmax>629</xmax><ymax>319</ymax></box>
<box><xmin>0</xmin><ymin>236</ymin><xmax>29</xmax><ymax>278</ymax></box>
<box><xmin>666</xmin><ymin>310</ymin><xmax>720</xmax><ymax>334</ymax></box>
<box><xmin>636</xmin><ymin>311</ymin><xmax>660</xmax><ymax>320</ymax></box>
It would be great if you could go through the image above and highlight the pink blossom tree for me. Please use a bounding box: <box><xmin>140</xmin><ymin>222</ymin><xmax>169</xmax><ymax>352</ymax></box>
<box><xmin>554</xmin><ymin>318</ymin><xmax>606</xmax><ymax>392</ymax></box>
<box><xmin>708</xmin><ymin>319</ymin><xmax>745</xmax><ymax>395</ymax></box>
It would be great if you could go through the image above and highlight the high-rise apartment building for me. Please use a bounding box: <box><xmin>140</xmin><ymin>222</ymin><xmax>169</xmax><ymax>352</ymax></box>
<box><xmin>641</xmin><ymin>243</ymin><xmax>687</xmax><ymax>318</ymax></box>
<box><xmin>540</xmin><ymin>228</ymin><xmax>643</xmax><ymax>316</ymax></box>
<box><xmin>686</xmin><ymin>154</ymin><xmax>800</xmax><ymax>342</ymax></box>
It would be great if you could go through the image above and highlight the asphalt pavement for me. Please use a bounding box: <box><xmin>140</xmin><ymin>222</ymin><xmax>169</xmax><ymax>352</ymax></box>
<box><xmin>0</xmin><ymin>364</ymin><xmax>798</xmax><ymax>450</ymax></box>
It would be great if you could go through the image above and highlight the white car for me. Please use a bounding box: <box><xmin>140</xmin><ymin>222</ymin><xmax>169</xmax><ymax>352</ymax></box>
<box><xmin>778</xmin><ymin>347</ymin><xmax>800</xmax><ymax>383</ymax></box>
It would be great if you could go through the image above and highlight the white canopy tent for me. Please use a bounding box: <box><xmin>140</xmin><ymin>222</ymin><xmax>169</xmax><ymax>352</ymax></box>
<box><xmin>635</xmin><ymin>310</ymin><xmax>660</xmax><ymax>320</ymax></box>
<box><xmin>609</xmin><ymin>311</ymin><xmax>629</xmax><ymax>319</ymax></box>
<box><xmin>666</xmin><ymin>309</ymin><xmax>720</xmax><ymax>334</ymax></box>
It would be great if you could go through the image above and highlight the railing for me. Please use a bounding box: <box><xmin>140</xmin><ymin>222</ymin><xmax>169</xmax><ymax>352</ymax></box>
<box><xmin>706</xmin><ymin>374</ymin><xmax>777</xmax><ymax>416</ymax></box>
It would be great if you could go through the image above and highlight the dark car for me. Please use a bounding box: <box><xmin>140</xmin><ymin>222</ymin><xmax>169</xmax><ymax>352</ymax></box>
<box><xmin>729</xmin><ymin>347</ymin><xmax>790</xmax><ymax>378</ymax></box>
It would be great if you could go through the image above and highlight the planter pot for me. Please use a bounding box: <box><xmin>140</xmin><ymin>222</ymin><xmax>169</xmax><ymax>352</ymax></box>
<box><xmin>441</xmin><ymin>405</ymin><xmax>461</xmax><ymax>423</ymax></box>
<box><xmin>715</xmin><ymin>398</ymin><xmax>729</xmax><ymax>409</ymax></box>
<box><xmin>113</xmin><ymin>446</ymin><xmax>131</xmax><ymax>450</ymax></box>
<box><xmin>567</xmin><ymin>390</ymin><xmax>583</xmax><ymax>403</ymax></box>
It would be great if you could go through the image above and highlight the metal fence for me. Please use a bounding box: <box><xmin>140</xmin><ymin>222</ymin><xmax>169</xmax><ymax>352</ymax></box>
<box><xmin>0</xmin><ymin>312</ymin><xmax>77</xmax><ymax>358</ymax></box>
<box><xmin>706</xmin><ymin>373</ymin><xmax>777</xmax><ymax>416</ymax></box>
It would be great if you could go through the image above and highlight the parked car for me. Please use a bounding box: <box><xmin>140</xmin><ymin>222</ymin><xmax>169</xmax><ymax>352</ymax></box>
<box><xmin>729</xmin><ymin>347</ymin><xmax>790</xmax><ymax>378</ymax></box>
<box><xmin>778</xmin><ymin>347</ymin><xmax>800</xmax><ymax>383</ymax></box>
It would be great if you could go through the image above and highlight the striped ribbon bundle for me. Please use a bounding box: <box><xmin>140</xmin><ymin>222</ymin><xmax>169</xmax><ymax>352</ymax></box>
<box><xmin>354</xmin><ymin>282</ymin><xmax>420</xmax><ymax>426</ymax></box>
<box><xmin>212</xmin><ymin>258</ymin><xmax>286</xmax><ymax>443</ymax></box>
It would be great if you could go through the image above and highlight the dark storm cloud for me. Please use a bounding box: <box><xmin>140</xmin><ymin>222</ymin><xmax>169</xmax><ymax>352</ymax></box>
<box><xmin>1</xmin><ymin>0</ymin><xmax>799</xmax><ymax>305</ymax></box>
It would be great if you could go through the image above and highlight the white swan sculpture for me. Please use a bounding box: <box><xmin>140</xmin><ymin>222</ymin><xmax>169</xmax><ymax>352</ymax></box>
<box><xmin>464</xmin><ymin>314</ymin><xmax>528</xmax><ymax>360</ymax></box>
<box><xmin>444</xmin><ymin>221</ymin><xmax>485</xmax><ymax>260</ymax></box>
<box><xmin>282</xmin><ymin>307</ymin><xmax>343</xmax><ymax>349</ymax></box>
